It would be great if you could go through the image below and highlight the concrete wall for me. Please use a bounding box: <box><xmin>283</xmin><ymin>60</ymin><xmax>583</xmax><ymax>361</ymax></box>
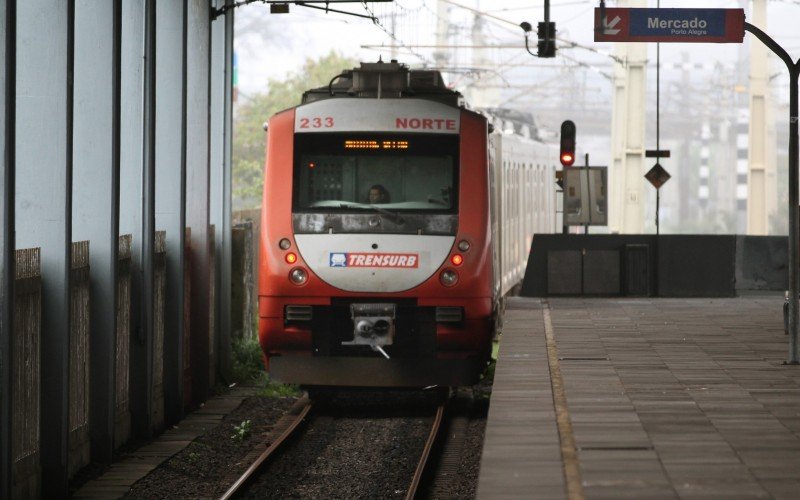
<box><xmin>522</xmin><ymin>234</ymin><xmax>787</xmax><ymax>297</ymax></box>
<box><xmin>155</xmin><ymin>0</ymin><xmax>187</xmax><ymax>427</ymax></box>
<box><xmin>186</xmin><ymin>0</ymin><xmax>212</xmax><ymax>406</ymax></box>
<box><xmin>735</xmin><ymin>236</ymin><xmax>788</xmax><ymax>291</ymax></box>
<box><xmin>15</xmin><ymin>2</ymin><xmax>71</xmax><ymax>494</ymax></box>
<box><xmin>2</xmin><ymin>0</ymin><xmax>234</xmax><ymax>492</ymax></box>
<box><xmin>75</xmin><ymin>0</ymin><xmax>120</xmax><ymax>468</ymax></box>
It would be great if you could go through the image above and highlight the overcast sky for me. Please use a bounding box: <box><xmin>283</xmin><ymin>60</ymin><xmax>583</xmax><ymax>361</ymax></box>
<box><xmin>233</xmin><ymin>0</ymin><xmax>800</xmax><ymax>105</ymax></box>
<box><xmin>231</xmin><ymin>0</ymin><xmax>800</xmax><ymax>233</ymax></box>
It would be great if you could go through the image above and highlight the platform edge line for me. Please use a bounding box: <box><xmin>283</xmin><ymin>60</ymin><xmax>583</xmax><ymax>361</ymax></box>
<box><xmin>542</xmin><ymin>299</ymin><xmax>585</xmax><ymax>500</ymax></box>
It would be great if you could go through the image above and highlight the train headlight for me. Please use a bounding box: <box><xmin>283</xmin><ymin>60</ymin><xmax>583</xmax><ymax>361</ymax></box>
<box><xmin>458</xmin><ymin>240</ymin><xmax>470</xmax><ymax>252</ymax></box>
<box><xmin>279</xmin><ymin>238</ymin><xmax>292</xmax><ymax>250</ymax></box>
<box><xmin>451</xmin><ymin>254</ymin><xmax>463</xmax><ymax>266</ymax></box>
<box><xmin>289</xmin><ymin>267</ymin><xmax>308</xmax><ymax>285</ymax></box>
<box><xmin>285</xmin><ymin>252</ymin><xmax>297</xmax><ymax>264</ymax></box>
<box><xmin>440</xmin><ymin>269</ymin><xmax>458</xmax><ymax>287</ymax></box>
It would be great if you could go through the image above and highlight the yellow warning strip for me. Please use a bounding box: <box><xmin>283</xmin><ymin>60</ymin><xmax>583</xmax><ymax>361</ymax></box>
<box><xmin>542</xmin><ymin>299</ymin><xmax>586</xmax><ymax>500</ymax></box>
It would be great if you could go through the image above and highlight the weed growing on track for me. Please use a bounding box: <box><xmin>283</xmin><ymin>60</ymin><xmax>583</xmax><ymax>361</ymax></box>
<box><xmin>231</xmin><ymin>420</ymin><xmax>252</xmax><ymax>443</ymax></box>
<box><xmin>232</xmin><ymin>337</ymin><xmax>301</xmax><ymax>398</ymax></box>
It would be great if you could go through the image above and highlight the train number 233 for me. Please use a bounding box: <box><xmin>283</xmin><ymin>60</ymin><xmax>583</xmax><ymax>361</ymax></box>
<box><xmin>299</xmin><ymin>116</ymin><xmax>334</xmax><ymax>129</ymax></box>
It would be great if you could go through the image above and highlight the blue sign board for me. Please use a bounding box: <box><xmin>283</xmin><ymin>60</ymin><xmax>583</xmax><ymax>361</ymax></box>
<box><xmin>595</xmin><ymin>8</ymin><xmax>745</xmax><ymax>43</ymax></box>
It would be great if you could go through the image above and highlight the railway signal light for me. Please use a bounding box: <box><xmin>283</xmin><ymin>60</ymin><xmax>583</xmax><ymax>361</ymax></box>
<box><xmin>560</xmin><ymin>120</ymin><xmax>576</xmax><ymax>167</ymax></box>
<box><xmin>537</xmin><ymin>22</ymin><xmax>556</xmax><ymax>58</ymax></box>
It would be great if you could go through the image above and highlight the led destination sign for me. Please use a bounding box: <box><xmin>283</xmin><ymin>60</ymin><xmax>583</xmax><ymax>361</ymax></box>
<box><xmin>344</xmin><ymin>139</ymin><xmax>409</xmax><ymax>150</ymax></box>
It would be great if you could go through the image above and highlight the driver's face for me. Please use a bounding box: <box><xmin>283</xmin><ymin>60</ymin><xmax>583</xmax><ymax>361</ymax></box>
<box><xmin>368</xmin><ymin>189</ymin><xmax>382</xmax><ymax>203</ymax></box>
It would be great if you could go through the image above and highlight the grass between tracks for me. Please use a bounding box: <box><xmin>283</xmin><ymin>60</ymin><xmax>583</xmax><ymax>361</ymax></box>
<box><xmin>231</xmin><ymin>337</ymin><xmax>301</xmax><ymax>398</ymax></box>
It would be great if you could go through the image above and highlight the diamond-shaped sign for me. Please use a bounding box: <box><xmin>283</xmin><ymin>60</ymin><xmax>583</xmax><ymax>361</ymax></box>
<box><xmin>645</xmin><ymin>163</ymin><xmax>671</xmax><ymax>189</ymax></box>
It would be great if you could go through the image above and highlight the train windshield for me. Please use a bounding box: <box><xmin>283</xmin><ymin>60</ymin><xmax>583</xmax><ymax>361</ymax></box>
<box><xmin>293</xmin><ymin>133</ymin><xmax>458</xmax><ymax>213</ymax></box>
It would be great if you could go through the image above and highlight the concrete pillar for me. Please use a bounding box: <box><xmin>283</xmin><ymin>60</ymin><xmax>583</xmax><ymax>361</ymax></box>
<box><xmin>120</xmin><ymin>0</ymin><xmax>144</xmax><ymax>268</ymax></box>
<box><xmin>746</xmin><ymin>0</ymin><xmax>776</xmax><ymax>235</ymax></box>
<box><xmin>73</xmin><ymin>0</ymin><xmax>119</xmax><ymax>465</ymax></box>
<box><xmin>609</xmin><ymin>0</ymin><xmax>647</xmax><ymax>234</ymax></box>
<box><xmin>16</xmin><ymin>0</ymin><xmax>71</xmax><ymax>494</ymax></box>
<box><xmin>156</xmin><ymin>0</ymin><xmax>186</xmax><ymax>427</ymax></box>
<box><xmin>186</xmin><ymin>0</ymin><xmax>212</xmax><ymax>405</ymax></box>
<box><xmin>210</xmin><ymin>0</ymin><xmax>233</xmax><ymax>384</ymax></box>
<box><xmin>0</xmin><ymin>1</ymin><xmax>14</xmax><ymax>497</ymax></box>
<box><xmin>133</xmin><ymin>0</ymin><xmax>158</xmax><ymax>437</ymax></box>
<box><xmin>119</xmin><ymin>0</ymin><xmax>152</xmax><ymax>436</ymax></box>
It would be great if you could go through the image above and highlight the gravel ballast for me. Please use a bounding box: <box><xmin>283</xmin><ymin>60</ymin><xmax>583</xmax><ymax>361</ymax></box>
<box><xmin>119</xmin><ymin>385</ymin><xmax>490</xmax><ymax>498</ymax></box>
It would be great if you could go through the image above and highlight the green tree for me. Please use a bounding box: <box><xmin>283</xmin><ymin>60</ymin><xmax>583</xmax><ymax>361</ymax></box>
<box><xmin>233</xmin><ymin>51</ymin><xmax>357</xmax><ymax>208</ymax></box>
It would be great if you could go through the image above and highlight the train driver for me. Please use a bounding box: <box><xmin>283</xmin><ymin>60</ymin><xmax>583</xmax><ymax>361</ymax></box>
<box><xmin>368</xmin><ymin>184</ymin><xmax>391</xmax><ymax>204</ymax></box>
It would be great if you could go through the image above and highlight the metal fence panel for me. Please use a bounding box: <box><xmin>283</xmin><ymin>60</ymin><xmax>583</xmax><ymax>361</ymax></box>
<box><xmin>183</xmin><ymin>227</ymin><xmax>192</xmax><ymax>409</ymax></box>
<box><xmin>115</xmin><ymin>235</ymin><xmax>131</xmax><ymax>448</ymax></box>
<box><xmin>12</xmin><ymin>248</ymin><xmax>40</xmax><ymax>499</ymax></box>
<box><xmin>68</xmin><ymin>241</ymin><xmax>90</xmax><ymax>477</ymax></box>
<box><xmin>209</xmin><ymin>225</ymin><xmax>215</xmax><ymax>389</ymax></box>
<box><xmin>152</xmin><ymin>231</ymin><xmax>165</xmax><ymax>432</ymax></box>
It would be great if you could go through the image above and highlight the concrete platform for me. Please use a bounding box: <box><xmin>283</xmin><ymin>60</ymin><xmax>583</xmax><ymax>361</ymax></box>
<box><xmin>477</xmin><ymin>296</ymin><xmax>800</xmax><ymax>499</ymax></box>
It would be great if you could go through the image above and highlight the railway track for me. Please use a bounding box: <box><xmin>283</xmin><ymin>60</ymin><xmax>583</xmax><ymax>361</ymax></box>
<box><xmin>220</xmin><ymin>391</ymin><xmax>449</xmax><ymax>499</ymax></box>
<box><xmin>220</xmin><ymin>397</ymin><xmax>314</xmax><ymax>500</ymax></box>
<box><xmin>406</xmin><ymin>402</ymin><xmax>445</xmax><ymax>500</ymax></box>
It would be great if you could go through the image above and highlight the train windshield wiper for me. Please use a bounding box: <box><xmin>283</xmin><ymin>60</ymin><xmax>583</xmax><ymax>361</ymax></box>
<box><xmin>339</xmin><ymin>203</ymin><xmax>405</xmax><ymax>226</ymax></box>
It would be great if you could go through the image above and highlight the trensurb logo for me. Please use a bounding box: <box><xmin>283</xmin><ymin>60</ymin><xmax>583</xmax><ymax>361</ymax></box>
<box><xmin>328</xmin><ymin>252</ymin><xmax>419</xmax><ymax>268</ymax></box>
<box><xmin>330</xmin><ymin>253</ymin><xmax>348</xmax><ymax>267</ymax></box>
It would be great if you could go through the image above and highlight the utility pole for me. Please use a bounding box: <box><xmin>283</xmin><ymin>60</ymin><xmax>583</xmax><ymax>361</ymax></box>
<box><xmin>609</xmin><ymin>0</ymin><xmax>647</xmax><ymax>234</ymax></box>
<box><xmin>746</xmin><ymin>0</ymin><xmax>776</xmax><ymax>235</ymax></box>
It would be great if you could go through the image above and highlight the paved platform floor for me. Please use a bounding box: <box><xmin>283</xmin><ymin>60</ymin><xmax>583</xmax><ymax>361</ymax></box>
<box><xmin>477</xmin><ymin>296</ymin><xmax>800</xmax><ymax>500</ymax></box>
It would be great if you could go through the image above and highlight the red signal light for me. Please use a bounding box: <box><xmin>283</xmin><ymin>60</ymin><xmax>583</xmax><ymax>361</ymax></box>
<box><xmin>560</xmin><ymin>120</ymin><xmax>576</xmax><ymax>167</ymax></box>
<box><xmin>285</xmin><ymin>252</ymin><xmax>297</xmax><ymax>264</ymax></box>
<box><xmin>451</xmin><ymin>254</ymin><xmax>463</xmax><ymax>266</ymax></box>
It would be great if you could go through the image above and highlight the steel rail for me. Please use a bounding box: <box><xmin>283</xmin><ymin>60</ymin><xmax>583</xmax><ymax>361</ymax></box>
<box><xmin>405</xmin><ymin>402</ymin><xmax>446</xmax><ymax>500</ymax></box>
<box><xmin>220</xmin><ymin>398</ymin><xmax>313</xmax><ymax>500</ymax></box>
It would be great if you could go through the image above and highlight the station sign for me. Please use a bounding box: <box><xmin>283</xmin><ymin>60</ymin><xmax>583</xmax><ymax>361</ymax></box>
<box><xmin>594</xmin><ymin>8</ymin><xmax>745</xmax><ymax>43</ymax></box>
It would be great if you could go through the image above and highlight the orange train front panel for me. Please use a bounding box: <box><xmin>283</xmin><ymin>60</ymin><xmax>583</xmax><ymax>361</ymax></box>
<box><xmin>258</xmin><ymin>98</ymin><xmax>494</xmax><ymax>386</ymax></box>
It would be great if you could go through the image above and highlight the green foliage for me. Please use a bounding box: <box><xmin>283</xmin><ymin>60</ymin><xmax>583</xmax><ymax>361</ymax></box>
<box><xmin>233</xmin><ymin>51</ymin><xmax>358</xmax><ymax>209</ymax></box>
<box><xmin>230</xmin><ymin>337</ymin><xmax>301</xmax><ymax>398</ymax></box>
<box><xmin>231</xmin><ymin>420</ymin><xmax>252</xmax><ymax>443</ymax></box>
<box><xmin>231</xmin><ymin>337</ymin><xmax>266</xmax><ymax>383</ymax></box>
<box><xmin>257</xmin><ymin>374</ymin><xmax>302</xmax><ymax>398</ymax></box>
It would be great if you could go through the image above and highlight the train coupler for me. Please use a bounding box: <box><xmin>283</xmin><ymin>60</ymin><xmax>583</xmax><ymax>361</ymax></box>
<box><xmin>342</xmin><ymin>303</ymin><xmax>397</xmax><ymax>349</ymax></box>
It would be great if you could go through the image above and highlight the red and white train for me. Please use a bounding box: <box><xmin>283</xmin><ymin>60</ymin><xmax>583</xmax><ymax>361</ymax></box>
<box><xmin>258</xmin><ymin>61</ymin><xmax>558</xmax><ymax>387</ymax></box>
